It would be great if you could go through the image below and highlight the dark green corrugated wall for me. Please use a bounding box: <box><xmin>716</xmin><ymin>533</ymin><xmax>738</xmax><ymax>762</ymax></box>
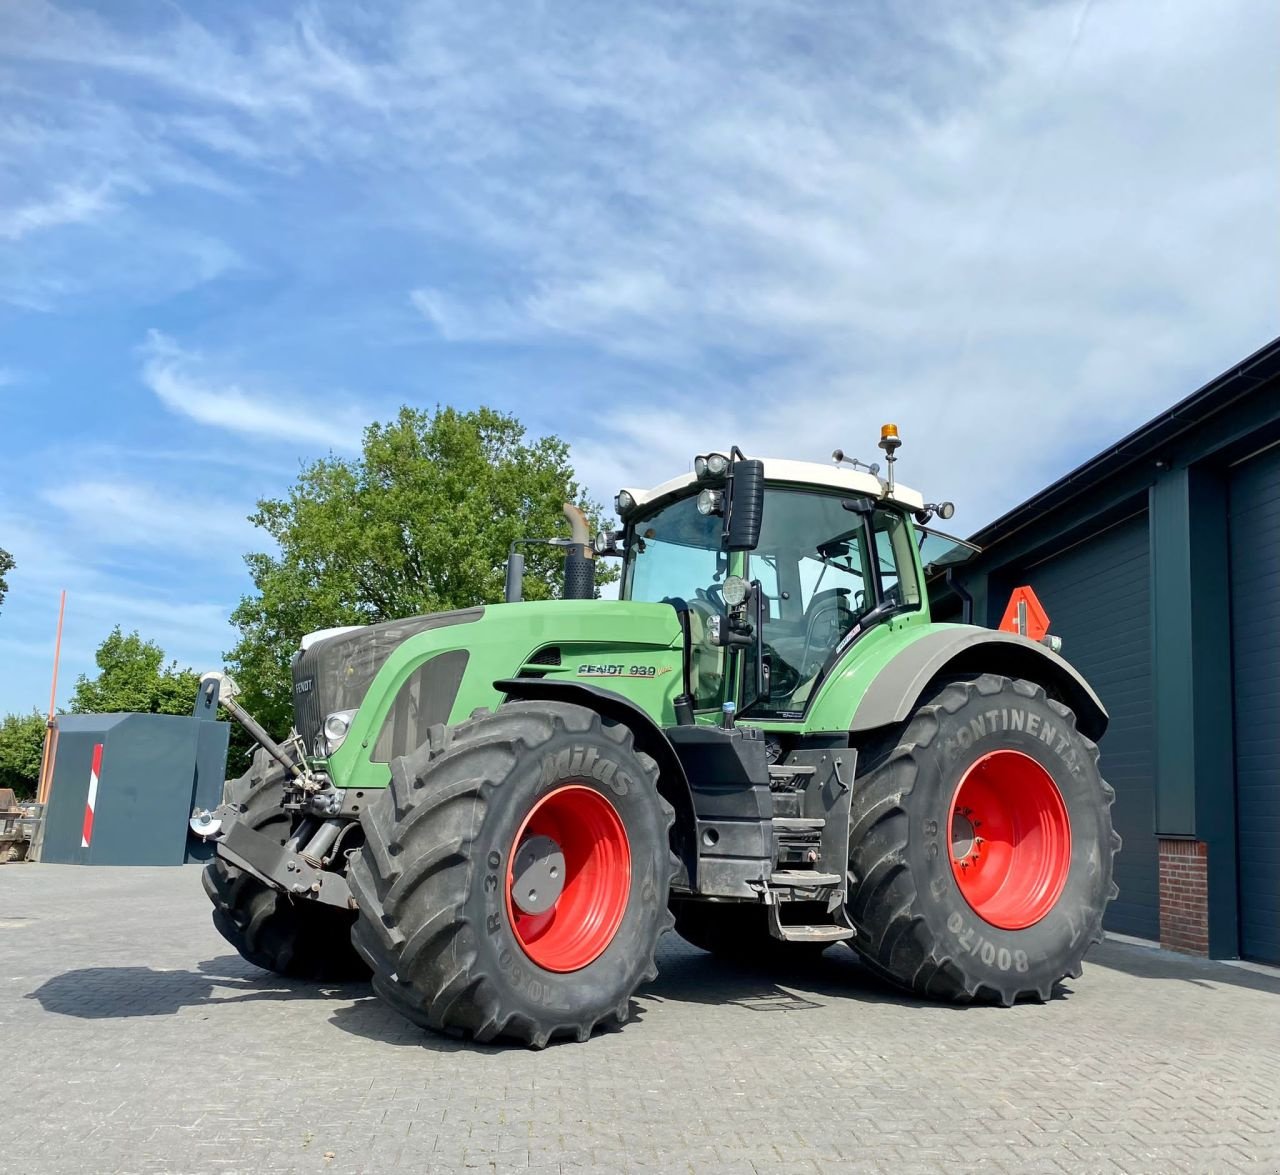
<box><xmin>1229</xmin><ymin>443</ymin><xmax>1280</xmax><ymax>964</ymax></box>
<box><xmin>1014</xmin><ymin>513</ymin><xmax>1159</xmax><ymax>939</ymax></box>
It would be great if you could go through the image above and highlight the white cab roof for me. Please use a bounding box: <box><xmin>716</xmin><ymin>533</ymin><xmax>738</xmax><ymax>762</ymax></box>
<box><xmin>621</xmin><ymin>457</ymin><xmax>924</xmax><ymax>513</ymax></box>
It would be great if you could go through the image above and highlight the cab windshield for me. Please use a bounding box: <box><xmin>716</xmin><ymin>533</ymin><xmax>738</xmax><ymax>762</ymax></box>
<box><xmin>622</xmin><ymin>494</ymin><xmax>727</xmax><ymax>709</ymax></box>
<box><xmin>622</xmin><ymin>494</ymin><xmax>724</xmax><ymax>605</ymax></box>
<box><xmin>622</xmin><ymin>486</ymin><xmax>921</xmax><ymax>716</ymax></box>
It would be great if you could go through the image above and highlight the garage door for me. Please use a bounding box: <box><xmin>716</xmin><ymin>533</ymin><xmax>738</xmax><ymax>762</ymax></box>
<box><xmin>1018</xmin><ymin>512</ymin><xmax>1158</xmax><ymax>939</ymax></box>
<box><xmin>1229</xmin><ymin>443</ymin><xmax>1280</xmax><ymax>964</ymax></box>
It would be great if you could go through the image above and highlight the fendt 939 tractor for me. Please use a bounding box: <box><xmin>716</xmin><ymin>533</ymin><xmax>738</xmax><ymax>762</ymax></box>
<box><xmin>193</xmin><ymin>429</ymin><xmax>1119</xmax><ymax>1047</ymax></box>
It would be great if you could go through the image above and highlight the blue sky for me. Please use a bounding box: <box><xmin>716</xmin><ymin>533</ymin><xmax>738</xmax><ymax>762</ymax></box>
<box><xmin>1</xmin><ymin>0</ymin><xmax>1277</xmax><ymax>716</ymax></box>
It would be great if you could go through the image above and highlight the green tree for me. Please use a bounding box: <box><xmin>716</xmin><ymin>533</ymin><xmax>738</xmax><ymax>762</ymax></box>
<box><xmin>228</xmin><ymin>405</ymin><xmax>610</xmax><ymax>734</ymax></box>
<box><xmin>0</xmin><ymin>547</ymin><xmax>13</xmax><ymax>613</ymax></box>
<box><xmin>71</xmin><ymin>628</ymin><xmax>201</xmax><ymax>715</ymax></box>
<box><xmin>0</xmin><ymin>711</ymin><xmax>46</xmax><ymax>800</ymax></box>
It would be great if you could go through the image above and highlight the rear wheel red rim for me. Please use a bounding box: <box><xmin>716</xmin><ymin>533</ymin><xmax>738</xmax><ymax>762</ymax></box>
<box><xmin>505</xmin><ymin>784</ymin><xmax>631</xmax><ymax>973</ymax></box>
<box><xmin>948</xmin><ymin>750</ymin><xmax>1071</xmax><ymax>930</ymax></box>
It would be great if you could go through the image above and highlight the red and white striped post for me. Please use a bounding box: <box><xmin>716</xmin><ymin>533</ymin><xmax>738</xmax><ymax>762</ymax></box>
<box><xmin>80</xmin><ymin>742</ymin><xmax>104</xmax><ymax>850</ymax></box>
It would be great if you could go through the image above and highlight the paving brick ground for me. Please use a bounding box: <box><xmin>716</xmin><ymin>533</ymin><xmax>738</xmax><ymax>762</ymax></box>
<box><xmin>2</xmin><ymin>863</ymin><xmax>1278</xmax><ymax>1174</ymax></box>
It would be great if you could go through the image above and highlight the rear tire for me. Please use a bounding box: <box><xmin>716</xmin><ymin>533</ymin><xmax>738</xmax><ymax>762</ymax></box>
<box><xmin>349</xmin><ymin>702</ymin><xmax>677</xmax><ymax>1048</ymax></box>
<box><xmin>202</xmin><ymin>751</ymin><xmax>369</xmax><ymax>981</ymax></box>
<box><xmin>847</xmin><ymin>674</ymin><xmax>1120</xmax><ymax>1004</ymax></box>
<box><xmin>671</xmin><ymin>899</ymin><xmax>830</xmax><ymax>963</ymax></box>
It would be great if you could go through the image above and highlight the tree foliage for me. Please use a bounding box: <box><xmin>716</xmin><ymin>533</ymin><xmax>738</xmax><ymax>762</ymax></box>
<box><xmin>71</xmin><ymin>628</ymin><xmax>202</xmax><ymax>716</ymax></box>
<box><xmin>0</xmin><ymin>711</ymin><xmax>45</xmax><ymax>800</ymax></box>
<box><xmin>0</xmin><ymin>547</ymin><xmax>13</xmax><ymax>614</ymax></box>
<box><xmin>228</xmin><ymin>405</ymin><xmax>612</xmax><ymax>735</ymax></box>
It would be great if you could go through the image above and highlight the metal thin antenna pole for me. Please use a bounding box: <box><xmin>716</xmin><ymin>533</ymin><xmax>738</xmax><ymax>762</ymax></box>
<box><xmin>36</xmin><ymin>589</ymin><xmax>67</xmax><ymax>806</ymax></box>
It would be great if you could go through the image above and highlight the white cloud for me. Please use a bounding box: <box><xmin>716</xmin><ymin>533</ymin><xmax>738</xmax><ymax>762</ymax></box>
<box><xmin>0</xmin><ymin>503</ymin><xmax>84</xmax><ymax>592</ymax></box>
<box><xmin>0</xmin><ymin>1</ymin><xmax>389</xmax><ymax>155</ymax></box>
<box><xmin>140</xmin><ymin>331</ymin><xmax>364</xmax><ymax>451</ymax></box>
<box><xmin>0</xmin><ymin>179</ymin><xmax>121</xmax><ymax>240</ymax></box>
<box><xmin>77</xmin><ymin>442</ymin><xmax>284</xmax><ymax>479</ymax></box>
<box><xmin>412</xmin><ymin>0</ymin><xmax>1277</xmax><ymax>527</ymax></box>
<box><xmin>40</xmin><ymin>476</ymin><xmax>257</xmax><ymax>557</ymax></box>
<box><xmin>69</xmin><ymin>588</ymin><xmax>233</xmax><ymax>655</ymax></box>
<box><xmin>0</xmin><ymin>0</ymin><xmax>1276</xmax><ymax>535</ymax></box>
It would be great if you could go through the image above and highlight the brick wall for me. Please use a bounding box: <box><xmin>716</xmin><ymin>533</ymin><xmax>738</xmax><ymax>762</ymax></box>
<box><xmin>1158</xmin><ymin>838</ymin><xmax>1209</xmax><ymax>955</ymax></box>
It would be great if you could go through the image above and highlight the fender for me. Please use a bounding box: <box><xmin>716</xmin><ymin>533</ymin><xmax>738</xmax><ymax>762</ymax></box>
<box><xmin>849</xmin><ymin>627</ymin><xmax>1108</xmax><ymax>742</ymax></box>
<box><xmin>494</xmin><ymin>678</ymin><xmax>698</xmax><ymax>889</ymax></box>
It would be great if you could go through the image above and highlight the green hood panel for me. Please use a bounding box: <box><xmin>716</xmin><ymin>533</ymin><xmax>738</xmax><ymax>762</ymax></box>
<box><xmin>326</xmin><ymin>600</ymin><xmax>685</xmax><ymax>788</ymax></box>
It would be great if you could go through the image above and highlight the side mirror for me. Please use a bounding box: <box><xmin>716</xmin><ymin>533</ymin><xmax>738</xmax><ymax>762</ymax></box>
<box><xmin>726</xmin><ymin>459</ymin><xmax>764</xmax><ymax>551</ymax></box>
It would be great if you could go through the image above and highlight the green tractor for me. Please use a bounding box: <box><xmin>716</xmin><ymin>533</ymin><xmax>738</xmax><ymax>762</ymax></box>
<box><xmin>194</xmin><ymin>430</ymin><xmax>1119</xmax><ymax>1047</ymax></box>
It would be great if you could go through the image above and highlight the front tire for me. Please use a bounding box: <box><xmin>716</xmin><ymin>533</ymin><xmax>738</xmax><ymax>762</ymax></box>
<box><xmin>348</xmin><ymin>702</ymin><xmax>677</xmax><ymax>1048</ymax></box>
<box><xmin>847</xmin><ymin>674</ymin><xmax>1120</xmax><ymax>1004</ymax></box>
<box><xmin>202</xmin><ymin>751</ymin><xmax>369</xmax><ymax>981</ymax></box>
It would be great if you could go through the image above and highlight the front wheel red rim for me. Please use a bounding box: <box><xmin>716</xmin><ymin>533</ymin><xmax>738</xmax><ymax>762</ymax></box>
<box><xmin>948</xmin><ymin>750</ymin><xmax>1072</xmax><ymax>930</ymax></box>
<box><xmin>505</xmin><ymin>785</ymin><xmax>631</xmax><ymax>973</ymax></box>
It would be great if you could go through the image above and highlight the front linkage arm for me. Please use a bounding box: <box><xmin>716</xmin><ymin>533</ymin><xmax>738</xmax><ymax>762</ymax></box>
<box><xmin>189</xmin><ymin>671</ymin><xmax>356</xmax><ymax>911</ymax></box>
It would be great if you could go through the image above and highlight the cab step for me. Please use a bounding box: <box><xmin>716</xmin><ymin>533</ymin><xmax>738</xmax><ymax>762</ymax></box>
<box><xmin>772</xmin><ymin>817</ymin><xmax>825</xmax><ymax>831</ymax></box>
<box><xmin>768</xmin><ymin>900</ymin><xmax>856</xmax><ymax>944</ymax></box>
<box><xmin>769</xmin><ymin>869</ymin><xmax>842</xmax><ymax>889</ymax></box>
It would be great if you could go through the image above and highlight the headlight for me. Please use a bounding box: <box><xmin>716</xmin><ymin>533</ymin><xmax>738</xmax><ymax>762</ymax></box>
<box><xmin>615</xmin><ymin>490</ymin><xmax>635</xmax><ymax>515</ymax></box>
<box><xmin>721</xmin><ymin>575</ymin><xmax>749</xmax><ymax>607</ymax></box>
<box><xmin>694</xmin><ymin>455</ymin><xmax>708</xmax><ymax>478</ymax></box>
<box><xmin>705</xmin><ymin>452</ymin><xmax>730</xmax><ymax>477</ymax></box>
<box><xmin>322</xmin><ymin>709</ymin><xmax>357</xmax><ymax>755</ymax></box>
<box><xmin>697</xmin><ymin>488</ymin><xmax>724</xmax><ymax>516</ymax></box>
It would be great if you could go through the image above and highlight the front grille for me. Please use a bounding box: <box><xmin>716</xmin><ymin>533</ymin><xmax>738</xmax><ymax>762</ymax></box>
<box><xmin>527</xmin><ymin>645</ymin><xmax>562</xmax><ymax>666</ymax></box>
<box><xmin>291</xmin><ymin>666</ymin><xmax>324</xmax><ymax>750</ymax></box>
<box><xmin>290</xmin><ymin>607</ymin><xmax>483</xmax><ymax>751</ymax></box>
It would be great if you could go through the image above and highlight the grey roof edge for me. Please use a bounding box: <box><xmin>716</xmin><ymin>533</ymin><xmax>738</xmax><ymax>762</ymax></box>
<box><xmin>969</xmin><ymin>334</ymin><xmax>1280</xmax><ymax>552</ymax></box>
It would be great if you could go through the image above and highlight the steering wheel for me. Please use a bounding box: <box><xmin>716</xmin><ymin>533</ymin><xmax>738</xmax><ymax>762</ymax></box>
<box><xmin>696</xmin><ymin>583</ymin><xmax>726</xmax><ymax>611</ymax></box>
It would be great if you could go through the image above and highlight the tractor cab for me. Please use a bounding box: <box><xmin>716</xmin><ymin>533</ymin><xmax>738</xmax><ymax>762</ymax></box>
<box><xmin>612</xmin><ymin>446</ymin><xmax>936</xmax><ymax>721</ymax></box>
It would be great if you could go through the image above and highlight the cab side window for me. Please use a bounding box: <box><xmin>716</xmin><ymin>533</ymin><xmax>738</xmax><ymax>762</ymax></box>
<box><xmin>746</xmin><ymin>496</ymin><xmax>921</xmax><ymax>718</ymax></box>
<box><xmin>874</xmin><ymin>510</ymin><xmax>920</xmax><ymax>607</ymax></box>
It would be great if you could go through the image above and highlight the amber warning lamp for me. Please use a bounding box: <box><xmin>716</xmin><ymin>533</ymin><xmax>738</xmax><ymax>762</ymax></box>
<box><xmin>878</xmin><ymin>423</ymin><xmax>901</xmax><ymax>491</ymax></box>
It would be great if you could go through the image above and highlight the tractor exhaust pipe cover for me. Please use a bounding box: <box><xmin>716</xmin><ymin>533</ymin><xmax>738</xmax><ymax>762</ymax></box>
<box><xmin>562</xmin><ymin>502</ymin><xmax>595</xmax><ymax>600</ymax></box>
<box><xmin>504</xmin><ymin>551</ymin><xmax>526</xmax><ymax>603</ymax></box>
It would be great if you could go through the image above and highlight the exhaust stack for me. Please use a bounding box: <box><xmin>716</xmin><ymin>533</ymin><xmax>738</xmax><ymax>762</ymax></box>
<box><xmin>561</xmin><ymin>503</ymin><xmax>595</xmax><ymax>601</ymax></box>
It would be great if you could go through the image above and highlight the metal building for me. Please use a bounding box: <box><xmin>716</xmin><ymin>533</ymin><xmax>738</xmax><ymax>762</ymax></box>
<box><xmin>943</xmin><ymin>338</ymin><xmax>1280</xmax><ymax>963</ymax></box>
